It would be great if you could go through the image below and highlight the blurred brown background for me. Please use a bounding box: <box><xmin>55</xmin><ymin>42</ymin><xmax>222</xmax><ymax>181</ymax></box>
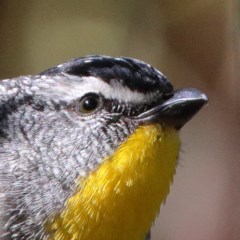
<box><xmin>0</xmin><ymin>1</ymin><xmax>239</xmax><ymax>239</ymax></box>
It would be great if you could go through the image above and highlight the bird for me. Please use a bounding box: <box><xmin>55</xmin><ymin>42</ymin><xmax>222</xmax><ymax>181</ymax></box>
<box><xmin>0</xmin><ymin>55</ymin><xmax>208</xmax><ymax>240</ymax></box>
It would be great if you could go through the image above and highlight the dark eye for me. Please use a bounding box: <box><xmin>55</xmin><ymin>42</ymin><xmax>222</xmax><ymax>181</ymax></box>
<box><xmin>78</xmin><ymin>93</ymin><xmax>101</xmax><ymax>114</ymax></box>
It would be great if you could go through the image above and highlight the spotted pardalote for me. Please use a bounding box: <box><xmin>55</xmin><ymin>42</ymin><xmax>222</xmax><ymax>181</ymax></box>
<box><xmin>0</xmin><ymin>56</ymin><xmax>207</xmax><ymax>240</ymax></box>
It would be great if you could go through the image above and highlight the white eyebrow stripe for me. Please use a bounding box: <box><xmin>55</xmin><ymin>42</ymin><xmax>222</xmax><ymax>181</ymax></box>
<box><xmin>67</xmin><ymin>76</ymin><xmax>160</xmax><ymax>103</ymax></box>
<box><xmin>36</xmin><ymin>75</ymin><xmax>161</xmax><ymax>104</ymax></box>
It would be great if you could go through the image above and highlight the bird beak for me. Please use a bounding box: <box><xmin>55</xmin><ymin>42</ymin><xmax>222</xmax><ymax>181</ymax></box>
<box><xmin>133</xmin><ymin>88</ymin><xmax>208</xmax><ymax>129</ymax></box>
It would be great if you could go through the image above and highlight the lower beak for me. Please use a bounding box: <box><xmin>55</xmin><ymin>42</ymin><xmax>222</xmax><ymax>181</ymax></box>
<box><xmin>133</xmin><ymin>88</ymin><xmax>208</xmax><ymax>129</ymax></box>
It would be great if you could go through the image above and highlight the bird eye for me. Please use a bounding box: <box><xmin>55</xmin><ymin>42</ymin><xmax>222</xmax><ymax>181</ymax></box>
<box><xmin>78</xmin><ymin>93</ymin><xmax>101</xmax><ymax>114</ymax></box>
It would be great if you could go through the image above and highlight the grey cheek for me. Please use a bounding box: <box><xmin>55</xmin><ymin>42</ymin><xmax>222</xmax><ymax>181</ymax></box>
<box><xmin>0</xmin><ymin>105</ymin><xmax>138</xmax><ymax>239</ymax></box>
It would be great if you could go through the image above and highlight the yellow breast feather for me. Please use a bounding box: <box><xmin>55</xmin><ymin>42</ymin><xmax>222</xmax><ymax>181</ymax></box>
<box><xmin>47</xmin><ymin>124</ymin><xmax>180</xmax><ymax>240</ymax></box>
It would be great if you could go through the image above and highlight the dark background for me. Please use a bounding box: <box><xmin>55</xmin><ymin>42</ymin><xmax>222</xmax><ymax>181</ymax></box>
<box><xmin>0</xmin><ymin>1</ymin><xmax>239</xmax><ymax>239</ymax></box>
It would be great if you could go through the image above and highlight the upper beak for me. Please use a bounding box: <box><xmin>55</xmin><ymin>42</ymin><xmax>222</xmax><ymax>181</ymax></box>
<box><xmin>132</xmin><ymin>88</ymin><xmax>208</xmax><ymax>129</ymax></box>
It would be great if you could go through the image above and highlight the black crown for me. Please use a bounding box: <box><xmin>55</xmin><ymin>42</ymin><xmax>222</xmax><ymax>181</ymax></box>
<box><xmin>40</xmin><ymin>55</ymin><xmax>173</xmax><ymax>94</ymax></box>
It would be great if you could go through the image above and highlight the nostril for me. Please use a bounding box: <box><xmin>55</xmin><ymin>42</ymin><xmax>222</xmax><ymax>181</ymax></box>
<box><xmin>162</xmin><ymin>91</ymin><xmax>174</xmax><ymax>101</ymax></box>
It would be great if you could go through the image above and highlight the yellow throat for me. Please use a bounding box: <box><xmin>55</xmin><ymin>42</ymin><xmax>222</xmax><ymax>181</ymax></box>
<box><xmin>47</xmin><ymin>124</ymin><xmax>180</xmax><ymax>240</ymax></box>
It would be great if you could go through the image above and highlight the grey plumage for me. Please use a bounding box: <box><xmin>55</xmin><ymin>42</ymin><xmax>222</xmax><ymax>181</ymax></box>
<box><xmin>0</xmin><ymin>75</ymin><xmax>134</xmax><ymax>239</ymax></box>
<box><xmin>0</xmin><ymin>56</ymin><xmax>172</xmax><ymax>239</ymax></box>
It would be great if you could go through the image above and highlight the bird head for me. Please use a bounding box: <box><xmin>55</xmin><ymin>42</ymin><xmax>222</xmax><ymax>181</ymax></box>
<box><xmin>0</xmin><ymin>55</ymin><xmax>207</xmax><ymax>239</ymax></box>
